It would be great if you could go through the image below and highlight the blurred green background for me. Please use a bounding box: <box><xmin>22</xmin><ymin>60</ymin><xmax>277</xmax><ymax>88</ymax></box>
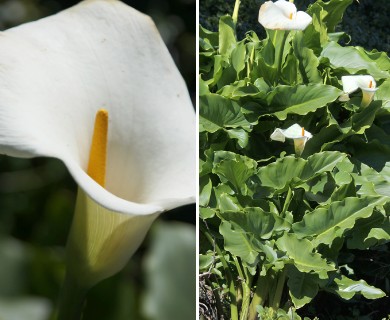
<box><xmin>0</xmin><ymin>0</ymin><xmax>196</xmax><ymax>319</ymax></box>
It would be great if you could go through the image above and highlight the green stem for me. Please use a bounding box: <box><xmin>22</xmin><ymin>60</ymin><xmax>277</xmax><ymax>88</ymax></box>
<box><xmin>281</xmin><ymin>187</ymin><xmax>293</xmax><ymax>216</ymax></box>
<box><xmin>232</xmin><ymin>0</ymin><xmax>241</xmax><ymax>26</ymax></box>
<box><xmin>246</xmin><ymin>44</ymin><xmax>255</xmax><ymax>79</ymax></box>
<box><xmin>303</xmin><ymin>199</ymin><xmax>312</xmax><ymax>210</ymax></box>
<box><xmin>233</xmin><ymin>256</ymin><xmax>252</xmax><ymax>320</ymax></box>
<box><xmin>232</xmin><ymin>255</ymin><xmax>244</xmax><ymax>281</ymax></box>
<box><xmin>56</xmin><ymin>273</ymin><xmax>88</xmax><ymax>320</ymax></box>
<box><xmin>243</xmin><ymin>266</ymin><xmax>253</xmax><ymax>319</ymax></box>
<box><xmin>240</xmin><ymin>280</ymin><xmax>252</xmax><ymax>320</ymax></box>
<box><xmin>201</xmin><ymin>224</ymin><xmax>239</xmax><ymax>320</ymax></box>
<box><xmin>248</xmin><ymin>274</ymin><xmax>271</xmax><ymax>320</ymax></box>
<box><xmin>270</xmin><ymin>269</ymin><xmax>287</xmax><ymax>310</ymax></box>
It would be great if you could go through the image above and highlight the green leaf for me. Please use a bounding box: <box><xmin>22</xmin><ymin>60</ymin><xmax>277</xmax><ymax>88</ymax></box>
<box><xmin>303</xmin><ymin>151</ymin><xmax>347</xmax><ymax>176</ymax></box>
<box><xmin>293</xmin><ymin>196</ymin><xmax>388</xmax><ymax>247</ymax></box>
<box><xmin>216</xmin><ymin>65</ymin><xmax>237</xmax><ymax>89</ymax></box>
<box><xmin>199</xmin><ymin>254</ymin><xmax>214</xmax><ymax>271</ymax></box>
<box><xmin>255</xmin><ymin>152</ymin><xmax>346</xmax><ymax>192</ymax></box>
<box><xmin>328</xmin><ymin>275</ymin><xmax>386</xmax><ymax>300</ymax></box>
<box><xmin>267</xmin><ymin>84</ymin><xmax>342</xmax><ymax>120</ymax></box>
<box><xmin>352</xmin><ymin>161</ymin><xmax>390</xmax><ymax>197</ymax></box>
<box><xmin>329</xmin><ymin>178</ymin><xmax>356</xmax><ymax>202</ymax></box>
<box><xmin>200</xmin><ymin>207</ymin><xmax>216</xmax><ymax>220</ymax></box>
<box><xmin>366</xmin><ymin>227</ymin><xmax>390</xmax><ymax>244</ymax></box>
<box><xmin>303</xmin><ymin>4</ymin><xmax>328</xmax><ymax>53</ymax></box>
<box><xmin>215</xmin><ymin>192</ymin><xmax>242</xmax><ymax>212</ymax></box>
<box><xmin>226</xmin><ymin>128</ymin><xmax>249</xmax><ymax>148</ymax></box>
<box><xmin>356</xmin><ymin>46</ymin><xmax>390</xmax><ymax>72</ymax></box>
<box><xmin>347</xmin><ymin>210</ymin><xmax>390</xmax><ymax>249</ymax></box>
<box><xmin>218</xmin><ymin>80</ymin><xmax>266</xmax><ymax>101</ymax></box>
<box><xmin>348</xmin><ymin>137</ymin><xmax>390</xmax><ymax>174</ymax></box>
<box><xmin>199</xmin><ymin>148</ymin><xmax>213</xmax><ymax>177</ymax></box>
<box><xmin>209</xmin><ymin>54</ymin><xmax>223</xmax><ymax>86</ymax></box>
<box><xmin>305</xmin><ymin>101</ymin><xmax>382</xmax><ymax>155</ymax></box>
<box><xmin>321</xmin><ymin>42</ymin><xmax>390</xmax><ymax>79</ymax></box>
<box><xmin>303</xmin><ymin>124</ymin><xmax>344</xmax><ymax>155</ymax></box>
<box><xmin>293</xmin><ymin>32</ymin><xmax>322</xmax><ymax>84</ymax></box>
<box><xmin>262</xmin><ymin>29</ymin><xmax>277</xmax><ymax>66</ymax></box>
<box><xmin>218</xmin><ymin>15</ymin><xmax>236</xmax><ymax>58</ymax></box>
<box><xmin>213</xmin><ymin>151</ymin><xmax>257</xmax><ymax>194</ymax></box>
<box><xmin>213</xmin><ymin>182</ymin><xmax>237</xmax><ymax>209</ymax></box>
<box><xmin>199</xmin><ymin>176</ymin><xmax>212</xmax><ymax>207</ymax></box>
<box><xmin>349</xmin><ymin>100</ymin><xmax>383</xmax><ymax>134</ymax></box>
<box><xmin>276</xmin><ymin>234</ymin><xmax>335</xmax><ymax>278</ymax></box>
<box><xmin>257</xmin><ymin>241</ymin><xmax>281</xmax><ymax>269</ymax></box>
<box><xmin>376</xmin><ymin>78</ymin><xmax>390</xmax><ymax>101</ymax></box>
<box><xmin>219</xmin><ymin>207</ymin><xmax>290</xmax><ymax>240</ymax></box>
<box><xmin>199</xmin><ymin>93</ymin><xmax>251</xmax><ymax>133</ymax></box>
<box><xmin>200</xmin><ymin>25</ymin><xmax>219</xmax><ymax>49</ymax></box>
<box><xmin>281</xmin><ymin>51</ymin><xmax>298</xmax><ymax>85</ymax></box>
<box><xmin>308</xmin><ymin>0</ymin><xmax>353</xmax><ymax>33</ymax></box>
<box><xmin>254</xmin><ymin>77</ymin><xmax>270</xmax><ymax>93</ymax></box>
<box><xmin>303</xmin><ymin>172</ymin><xmax>336</xmax><ymax>204</ymax></box>
<box><xmin>219</xmin><ymin>221</ymin><xmax>260</xmax><ymax>273</ymax></box>
<box><xmin>199</xmin><ymin>75</ymin><xmax>210</xmax><ymax>97</ymax></box>
<box><xmin>287</xmin><ymin>266</ymin><xmax>321</xmax><ymax>309</ymax></box>
<box><xmin>256</xmin><ymin>156</ymin><xmax>306</xmax><ymax>191</ymax></box>
<box><xmin>231</xmin><ymin>41</ymin><xmax>246</xmax><ymax>75</ymax></box>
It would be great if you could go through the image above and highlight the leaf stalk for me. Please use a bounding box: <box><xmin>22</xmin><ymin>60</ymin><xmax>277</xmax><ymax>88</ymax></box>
<box><xmin>248</xmin><ymin>274</ymin><xmax>270</xmax><ymax>320</ymax></box>
<box><xmin>56</xmin><ymin>272</ymin><xmax>88</xmax><ymax>320</ymax></box>
<box><xmin>201</xmin><ymin>223</ymin><xmax>239</xmax><ymax>320</ymax></box>
<box><xmin>270</xmin><ymin>269</ymin><xmax>287</xmax><ymax>310</ymax></box>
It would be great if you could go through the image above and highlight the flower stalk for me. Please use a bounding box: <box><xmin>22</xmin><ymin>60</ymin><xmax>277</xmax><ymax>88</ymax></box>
<box><xmin>57</xmin><ymin>109</ymin><xmax>110</xmax><ymax>319</ymax></box>
<box><xmin>248</xmin><ymin>274</ymin><xmax>271</xmax><ymax>320</ymax></box>
<box><xmin>270</xmin><ymin>269</ymin><xmax>286</xmax><ymax>310</ymax></box>
<box><xmin>57</xmin><ymin>273</ymin><xmax>88</xmax><ymax>320</ymax></box>
<box><xmin>233</xmin><ymin>255</ymin><xmax>252</xmax><ymax>320</ymax></box>
<box><xmin>281</xmin><ymin>187</ymin><xmax>293</xmax><ymax>216</ymax></box>
<box><xmin>232</xmin><ymin>0</ymin><xmax>241</xmax><ymax>26</ymax></box>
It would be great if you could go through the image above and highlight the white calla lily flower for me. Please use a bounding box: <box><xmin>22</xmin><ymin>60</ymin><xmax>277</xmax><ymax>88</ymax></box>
<box><xmin>341</xmin><ymin>75</ymin><xmax>378</xmax><ymax>107</ymax></box>
<box><xmin>258</xmin><ymin>0</ymin><xmax>312</xmax><ymax>30</ymax></box>
<box><xmin>0</xmin><ymin>0</ymin><xmax>195</xmax><ymax>290</ymax></box>
<box><xmin>271</xmin><ymin>124</ymin><xmax>312</xmax><ymax>156</ymax></box>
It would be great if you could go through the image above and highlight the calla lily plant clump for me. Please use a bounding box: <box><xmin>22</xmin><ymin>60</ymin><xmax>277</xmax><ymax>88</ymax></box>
<box><xmin>0</xmin><ymin>0</ymin><xmax>195</xmax><ymax>319</ymax></box>
<box><xmin>199</xmin><ymin>0</ymin><xmax>390</xmax><ymax>319</ymax></box>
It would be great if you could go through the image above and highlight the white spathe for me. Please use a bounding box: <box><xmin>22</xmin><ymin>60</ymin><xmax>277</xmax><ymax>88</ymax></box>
<box><xmin>271</xmin><ymin>124</ymin><xmax>312</xmax><ymax>156</ymax></box>
<box><xmin>341</xmin><ymin>75</ymin><xmax>378</xmax><ymax>107</ymax></box>
<box><xmin>258</xmin><ymin>0</ymin><xmax>312</xmax><ymax>30</ymax></box>
<box><xmin>0</xmin><ymin>0</ymin><xmax>195</xmax><ymax>286</ymax></box>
